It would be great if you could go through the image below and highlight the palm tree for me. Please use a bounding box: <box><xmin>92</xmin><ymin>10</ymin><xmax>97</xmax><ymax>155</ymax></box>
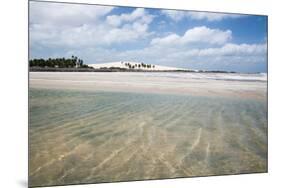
<box><xmin>74</xmin><ymin>56</ymin><xmax>78</xmax><ymax>68</ymax></box>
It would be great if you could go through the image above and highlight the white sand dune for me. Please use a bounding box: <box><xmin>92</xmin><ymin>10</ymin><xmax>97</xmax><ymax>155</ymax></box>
<box><xmin>88</xmin><ymin>61</ymin><xmax>188</xmax><ymax>71</ymax></box>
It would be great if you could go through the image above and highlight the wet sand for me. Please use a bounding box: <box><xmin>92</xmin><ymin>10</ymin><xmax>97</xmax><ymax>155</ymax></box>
<box><xmin>29</xmin><ymin>72</ymin><xmax>267</xmax><ymax>187</ymax></box>
<box><xmin>29</xmin><ymin>72</ymin><xmax>267</xmax><ymax>100</ymax></box>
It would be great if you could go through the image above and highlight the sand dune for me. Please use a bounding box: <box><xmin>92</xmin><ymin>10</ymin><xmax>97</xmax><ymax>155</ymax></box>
<box><xmin>88</xmin><ymin>61</ymin><xmax>188</xmax><ymax>71</ymax></box>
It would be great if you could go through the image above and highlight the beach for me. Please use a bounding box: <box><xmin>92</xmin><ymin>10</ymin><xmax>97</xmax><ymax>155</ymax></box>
<box><xmin>29</xmin><ymin>72</ymin><xmax>267</xmax><ymax>187</ymax></box>
<box><xmin>29</xmin><ymin>72</ymin><xmax>267</xmax><ymax>100</ymax></box>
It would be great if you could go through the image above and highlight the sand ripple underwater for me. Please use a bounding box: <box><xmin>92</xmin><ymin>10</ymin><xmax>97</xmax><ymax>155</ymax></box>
<box><xmin>29</xmin><ymin>88</ymin><xmax>267</xmax><ymax>187</ymax></box>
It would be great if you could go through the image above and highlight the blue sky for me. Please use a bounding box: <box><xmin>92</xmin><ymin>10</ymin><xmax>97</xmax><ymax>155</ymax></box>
<box><xmin>29</xmin><ymin>1</ymin><xmax>267</xmax><ymax>73</ymax></box>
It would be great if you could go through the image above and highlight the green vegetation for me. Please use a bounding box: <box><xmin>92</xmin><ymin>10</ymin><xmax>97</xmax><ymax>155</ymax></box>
<box><xmin>29</xmin><ymin>56</ymin><xmax>90</xmax><ymax>68</ymax></box>
<box><xmin>122</xmin><ymin>62</ymin><xmax>154</xmax><ymax>69</ymax></box>
<box><xmin>29</xmin><ymin>58</ymin><xmax>236</xmax><ymax>73</ymax></box>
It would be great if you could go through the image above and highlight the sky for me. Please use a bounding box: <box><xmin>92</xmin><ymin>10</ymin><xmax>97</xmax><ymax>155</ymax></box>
<box><xmin>29</xmin><ymin>1</ymin><xmax>268</xmax><ymax>73</ymax></box>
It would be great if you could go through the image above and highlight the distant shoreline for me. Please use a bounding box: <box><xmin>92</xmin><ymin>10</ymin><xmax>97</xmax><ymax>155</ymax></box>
<box><xmin>29</xmin><ymin>67</ymin><xmax>239</xmax><ymax>74</ymax></box>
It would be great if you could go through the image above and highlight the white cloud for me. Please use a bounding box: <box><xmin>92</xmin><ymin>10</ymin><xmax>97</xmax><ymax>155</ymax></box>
<box><xmin>151</xmin><ymin>26</ymin><xmax>232</xmax><ymax>46</ymax></box>
<box><xmin>106</xmin><ymin>8</ymin><xmax>153</xmax><ymax>27</ymax></box>
<box><xmin>30</xmin><ymin>2</ymin><xmax>155</xmax><ymax>49</ymax></box>
<box><xmin>170</xmin><ymin>43</ymin><xmax>267</xmax><ymax>59</ymax></box>
<box><xmin>150</xmin><ymin>34</ymin><xmax>180</xmax><ymax>46</ymax></box>
<box><xmin>161</xmin><ymin>10</ymin><xmax>186</xmax><ymax>22</ymax></box>
<box><xmin>29</xmin><ymin>2</ymin><xmax>266</xmax><ymax>72</ymax></box>
<box><xmin>183</xmin><ymin>26</ymin><xmax>232</xmax><ymax>45</ymax></box>
<box><xmin>79</xmin><ymin>42</ymin><xmax>266</xmax><ymax>67</ymax></box>
<box><xmin>162</xmin><ymin>10</ymin><xmax>242</xmax><ymax>22</ymax></box>
<box><xmin>186</xmin><ymin>12</ymin><xmax>242</xmax><ymax>21</ymax></box>
<box><xmin>30</xmin><ymin>2</ymin><xmax>113</xmax><ymax>27</ymax></box>
<box><xmin>192</xmin><ymin>43</ymin><xmax>267</xmax><ymax>57</ymax></box>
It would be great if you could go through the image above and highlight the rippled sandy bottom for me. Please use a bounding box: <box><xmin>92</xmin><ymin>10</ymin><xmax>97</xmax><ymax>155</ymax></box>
<box><xmin>29</xmin><ymin>88</ymin><xmax>267</xmax><ymax>187</ymax></box>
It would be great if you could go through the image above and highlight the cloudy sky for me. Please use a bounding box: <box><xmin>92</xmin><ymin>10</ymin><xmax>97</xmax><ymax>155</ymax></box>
<box><xmin>29</xmin><ymin>1</ymin><xmax>267</xmax><ymax>73</ymax></box>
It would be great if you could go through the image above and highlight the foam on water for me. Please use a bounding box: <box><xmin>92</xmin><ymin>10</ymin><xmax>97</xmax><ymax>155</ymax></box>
<box><xmin>29</xmin><ymin>88</ymin><xmax>267</xmax><ymax>187</ymax></box>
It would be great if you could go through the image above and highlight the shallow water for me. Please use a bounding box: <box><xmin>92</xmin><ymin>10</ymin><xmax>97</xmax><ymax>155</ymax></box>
<box><xmin>29</xmin><ymin>88</ymin><xmax>267</xmax><ymax>187</ymax></box>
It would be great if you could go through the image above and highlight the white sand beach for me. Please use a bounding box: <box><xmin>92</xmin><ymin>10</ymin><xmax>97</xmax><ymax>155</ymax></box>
<box><xmin>29</xmin><ymin>72</ymin><xmax>267</xmax><ymax>100</ymax></box>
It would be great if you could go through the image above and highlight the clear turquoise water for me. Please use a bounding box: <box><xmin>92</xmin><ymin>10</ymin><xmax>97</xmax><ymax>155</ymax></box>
<box><xmin>29</xmin><ymin>88</ymin><xmax>267</xmax><ymax>187</ymax></box>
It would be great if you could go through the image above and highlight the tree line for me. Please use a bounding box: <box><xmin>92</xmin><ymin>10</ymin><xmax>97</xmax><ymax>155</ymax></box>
<box><xmin>122</xmin><ymin>62</ymin><xmax>155</xmax><ymax>69</ymax></box>
<box><xmin>29</xmin><ymin>56</ymin><xmax>90</xmax><ymax>68</ymax></box>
